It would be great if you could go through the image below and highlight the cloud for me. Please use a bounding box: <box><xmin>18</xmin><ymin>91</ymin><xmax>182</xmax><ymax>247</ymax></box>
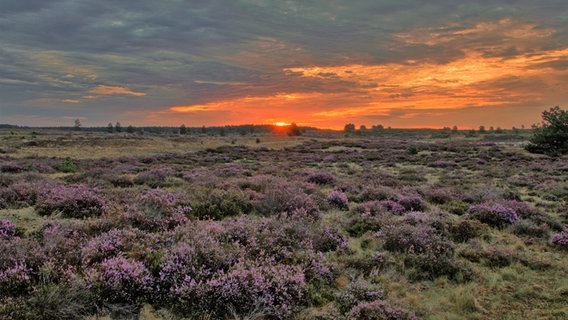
<box><xmin>89</xmin><ymin>85</ymin><xmax>146</xmax><ymax>96</ymax></box>
<box><xmin>1</xmin><ymin>1</ymin><xmax>567</xmax><ymax>127</ymax></box>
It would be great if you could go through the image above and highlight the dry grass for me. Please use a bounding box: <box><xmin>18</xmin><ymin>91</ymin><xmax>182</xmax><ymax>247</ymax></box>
<box><xmin>0</xmin><ymin>129</ymin><xmax>307</xmax><ymax>159</ymax></box>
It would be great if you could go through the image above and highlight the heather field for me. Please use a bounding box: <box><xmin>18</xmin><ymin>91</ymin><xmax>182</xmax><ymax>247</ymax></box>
<box><xmin>1</xmin><ymin>128</ymin><xmax>567</xmax><ymax>320</ymax></box>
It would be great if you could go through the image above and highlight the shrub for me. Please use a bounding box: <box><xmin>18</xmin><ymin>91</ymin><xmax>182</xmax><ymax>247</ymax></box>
<box><xmin>307</xmin><ymin>171</ymin><xmax>337</xmax><ymax>185</ymax></box>
<box><xmin>81</xmin><ymin>228</ymin><xmax>140</xmax><ymax>265</ymax></box>
<box><xmin>86</xmin><ymin>256</ymin><xmax>153</xmax><ymax>304</ymax></box>
<box><xmin>397</xmin><ymin>194</ymin><xmax>426</xmax><ymax>212</ymax></box>
<box><xmin>191</xmin><ymin>188</ymin><xmax>252</xmax><ymax>220</ymax></box>
<box><xmin>0</xmin><ymin>219</ymin><xmax>17</xmax><ymax>240</ymax></box>
<box><xmin>57</xmin><ymin>157</ymin><xmax>78</xmax><ymax>173</ymax></box>
<box><xmin>525</xmin><ymin>106</ymin><xmax>568</xmax><ymax>156</ymax></box>
<box><xmin>466</xmin><ymin>203</ymin><xmax>520</xmax><ymax>228</ymax></box>
<box><xmin>337</xmin><ymin>278</ymin><xmax>384</xmax><ymax>313</ymax></box>
<box><xmin>123</xmin><ymin>188</ymin><xmax>191</xmax><ymax>230</ymax></box>
<box><xmin>35</xmin><ymin>184</ymin><xmax>106</xmax><ymax>218</ymax></box>
<box><xmin>551</xmin><ymin>228</ymin><xmax>568</xmax><ymax>250</ymax></box>
<box><xmin>256</xmin><ymin>184</ymin><xmax>319</xmax><ymax>218</ymax></box>
<box><xmin>347</xmin><ymin>300</ymin><xmax>419</xmax><ymax>320</ymax></box>
<box><xmin>0</xmin><ymin>260</ymin><xmax>32</xmax><ymax>295</ymax></box>
<box><xmin>133</xmin><ymin>166</ymin><xmax>177</xmax><ymax>187</ymax></box>
<box><xmin>448</xmin><ymin>219</ymin><xmax>486</xmax><ymax>243</ymax></box>
<box><xmin>327</xmin><ymin>190</ymin><xmax>349</xmax><ymax>210</ymax></box>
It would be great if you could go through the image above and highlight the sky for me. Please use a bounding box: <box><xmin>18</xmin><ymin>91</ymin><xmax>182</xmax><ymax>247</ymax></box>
<box><xmin>1</xmin><ymin>1</ymin><xmax>567</xmax><ymax>129</ymax></box>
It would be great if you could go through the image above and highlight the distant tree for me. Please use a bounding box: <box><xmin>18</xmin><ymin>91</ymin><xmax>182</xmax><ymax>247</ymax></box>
<box><xmin>107</xmin><ymin>122</ymin><xmax>114</xmax><ymax>133</ymax></box>
<box><xmin>344</xmin><ymin>123</ymin><xmax>356</xmax><ymax>133</ymax></box>
<box><xmin>73</xmin><ymin>119</ymin><xmax>82</xmax><ymax>131</ymax></box>
<box><xmin>512</xmin><ymin>126</ymin><xmax>520</xmax><ymax>134</ymax></box>
<box><xmin>220</xmin><ymin>127</ymin><xmax>226</xmax><ymax>136</ymax></box>
<box><xmin>179</xmin><ymin>124</ymin><xmax>187</xmax><ymax>135</ymax></box>
<box><xmin>359</xmin><ymin>125</ymin><xmax>367</xmax><ymax>131</ymax></box>
<box><xmin>489</xmin><ymin>126</ymin><xmax>495</xmax><ymax>132</ymax></box>
<box><xmin>495</xmin><ymin>126</ymin><xmax>503</xmax><ymax>134</ymax></box>
<box><xmin>115</xmin><ymin>122</ymin><xmax>122</xmax><ymax>132</ymax></box>
<box><xmin>525</xmin><ymin>106</ymin><xmax>568</xmax><ymax>156</ymax></box>
<box><xmin>452</xmin><ymin>125</ymin><xmax>459</xmax><ymax>133</ymax></box>
<box><xmin>478</xmin><ymin>126</ymin><xmax>486</xmax><ymax>133</ymax></box>
<box><xmin>126</xmin><ymin>125</ymin><xmax>135</xmax><ymax>133</ymax></box>
<box><xmin>372</xmin><ymin>124</ymin><xmax>384</xmax><ymax>131</ymax></box>
<box><xmin>287</xmin><ymin>122</ymin><xmax>301</xmax><ymax>136</ymax></box>
<box><xmin>201</xmin><ymin>126</ymin><xmax>207</xmax><ymax>134</ymax></box>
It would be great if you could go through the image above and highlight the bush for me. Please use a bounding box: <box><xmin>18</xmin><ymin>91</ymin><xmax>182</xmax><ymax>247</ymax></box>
<box><xmin>525</xmin><ymin>106</ymin><xmax>568</xmax><ymax>156</ymax></box>
<box><xmin>191</xmin><ymin>188</ymin><xmax>252</xmax><ymax>220</ymax></box>
<box><xmin>551</xmin><ymin>228</ymin><xmax>568</xmax><ymax>250</ymax></box>
<box><xmin>327</xmin><ymin>190</ymin><xmax>349</xmax><ymax>210</ymax></box>
<box><xmin>337</xmin><ymin>278</ymin><xmax>384</xmax><ymax>313</ymax></box>
<box><xmin>466</xmin><ymin>203</ymin><xmax>520</xmax><ymax>228</ymax></box>
<box><xmin>256</xmin><ymin>185</ymin><xmax>319</xmax><ymax>218</ymax></box>
<box><xmin>0</xmin><ymin>219</ymin><xmax>17</xmax><ymax>240</ymax></box>
<box><xmin>347</xmin><ymin>300</ymin><xmax>419</xmax><ymax>320</ymax></box>
<box><xmin>85</xmin><ymin>256</ymin><xmax>153</xmax><ymax>304</ymax></box>
<box><xmin>35</xmin><ymin>184</ymin><xmax>106</xmax><ymax>218</ymax></box>
<box><xmin>397</xmin><ymin>194</ymin><xmax>426</xmax><ymax>212</ymax></box>
<box><xmin>448</xmin><ymin>219</ymin><xmax>486</xmax><ymax>243</ymax></box>
<box><xmin>307</xmin><ymin>171</ymin><xmax>337</xmax><ymax>185</ymax></box>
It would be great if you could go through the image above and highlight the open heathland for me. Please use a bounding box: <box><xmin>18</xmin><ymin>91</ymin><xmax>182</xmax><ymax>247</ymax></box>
<box><xmin>1</xmin><ymin>128</ymin><xmax>567</xmax><ymax>319</ymax></box>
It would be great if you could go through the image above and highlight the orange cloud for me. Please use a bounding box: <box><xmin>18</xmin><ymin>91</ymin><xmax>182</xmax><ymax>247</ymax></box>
<box><xmin>90</xmin><ymin>85</ymin><xmax>146</xmax><ymax>96</ymax></box>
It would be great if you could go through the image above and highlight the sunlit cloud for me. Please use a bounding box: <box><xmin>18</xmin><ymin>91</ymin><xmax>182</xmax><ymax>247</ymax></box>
<box><xmin>90</xmin><ymin>85</ymin><xmax>146</xmax><ymax>96</ymax></box>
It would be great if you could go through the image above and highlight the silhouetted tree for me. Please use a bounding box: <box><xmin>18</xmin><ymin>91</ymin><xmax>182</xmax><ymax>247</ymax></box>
<box><xmin>107</xmin><ymin>122</ymin><xmax>114</xmax><ymax>133</ymax></box>
<box><xmin>179</xmin><ymin>124</ymin><xmax>187</xmax><ymax>135</ymax></box>
<box><xmin>525</xmin><ymin>106</ymin><xmax>568</xmax><ymax>156</ymax></box>
<box><xmin>344</xmin><ymin>123</ymin><xmax>356</xmax><ymax>133</ymax></box>
<box><xmin>73</xmin><ymin>119</ymin><xmax>82</xmax><ymax>131</ymax></box>
<box><xmin>478</xmin><ymin>126</ymin><xmax>486</xmax><ymax>133</ymax></box>
<box><xmin>126</xmin><ymin>125</ymin><xmax>135</xmax><ymax>133</ymax></box>
<box><xmin>115</xmin><ymin>122</ymin><xmax>122</xmax><ymax>132</ymax></box>
<box><xmin>287</xmin><ymin>122</ymin><xmax>301</xmax><ymax>136</ymax></box>
<box><xmin>201</xmin><ymin>126</ymin><xmax>207</xmax><ymax>134</ymax></box>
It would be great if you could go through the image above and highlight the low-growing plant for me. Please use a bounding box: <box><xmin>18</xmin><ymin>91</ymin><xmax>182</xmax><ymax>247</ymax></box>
<box><xmin>328</xmin><ymin>190</ymin><xmax>349</xmax><ymax>210</ymax></box>
<box><xmin>347</xmin><ymin>300</ymin><xmax>419</xmax><ymax>320</ymax></box>
<box><xmin>190</xmin><ymin>188</ymin><xmax>252</xmax><ymax>220</ymax></box>
<box><xmin>85</xmin><ymin>256</ymin><xmax>153</xmax><ymax>305</ymax></box>
<box><xmin>551</xmin><ymin>228</ymin><xmax>568</xmax><ymax>250</ymax></box>
<box><xmin>35</xmin><ymin>184</ymin><xmax>106</xmax><ymax>218</ymax></box>
<box><xmin>466</xmin><ymin>203</ymin><xmax>520</xmax><ymax>228</ymax></box>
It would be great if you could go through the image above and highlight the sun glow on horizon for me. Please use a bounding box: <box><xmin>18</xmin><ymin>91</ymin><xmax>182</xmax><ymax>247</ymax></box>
<box><xmin>274</xmin><ymin>121</ymin><xmax>291</xmax><ymax>127</ymax></box>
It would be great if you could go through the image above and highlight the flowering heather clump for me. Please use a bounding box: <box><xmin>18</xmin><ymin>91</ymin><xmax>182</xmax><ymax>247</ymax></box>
<box><xmin>138</xmin><ymin>188</ymin><xmax>191</xmax><ymax>216</ymax></box>
<box><xmin>347</xmin><ymin>300</ymin><xmax>419</xmax><ymax>320</ymax></box>
<box><xmin>35</xmin><ymin>184</ymin><xmax>106</xmax><ymax>218</ymax></box>
<box><xmin>466</xmin><ymin>203</ymin><xmax>520</xmax><ymax>228</ymax></box>
<box><xmin>379</xmin><ymin>224</ymin><xmax>450</xmax><ymax>255</ymax></box>
<box><xmin>0</xmin><ymin>219</ymin><xmax>17</xmax><ymax>240</ymax></box>
<box><xmin>328</xmin><ymin>190</ymin><xmax>349</xmax><ymax>210</ymax></box>
<box><xmin>133</xmin><ymin>166</ymin><xmax>177</xmax><ymax>187</ymax></box>
<box><xmin>174</xmin><ymin>259</ymin><xmax>306</xmax><ymax>318</ymax></box>
<box><xmin>397</xmin><ymin>194</ymin><xmax>426</xmax><ymax>212</ymax></box>
<box><xmin>337</xmin><ymin>278</ymin><xmax>385</xmax><ymax>313</ymax></box>
<box><xmin>81</xmin><ymin>228</ymin><xmax>139</xmax><ymax>265</ymax></box>
<box><xmin>86</xmin><ymin>256</ymin><xmax>153</xmax><ymax>304</ymax></box>
<box><xmin>312</xmin><ymin>226</ymin><xmax>349</xmax><ymax>252</ymax></box>
<box><xmin>39</xmin><ymin>222</ymin><xmax>86</xmax><ymax>266</ymax></box>
<box><xmin>256</xmin><ymin>184</ymin><xmax>320</xmax><ymax>217</ymax></box>
<box><xmin>307</xmin><ymin>171</ymin><xmax>337</xmax><ymax>185</ymax></box>
<box><xmin>551</xmin><ymin>228</ymin><xmax>568</xmax><ymax>250</ymax></box>
<box><xmin>0</xmin><ymin>260</ymin><xmax>31</xmax><ymax>295</ymax></box>
<box><xmin>379</xmin><ymin>200</ymin><xmax>407</xmax><ymax>215</ymax></box>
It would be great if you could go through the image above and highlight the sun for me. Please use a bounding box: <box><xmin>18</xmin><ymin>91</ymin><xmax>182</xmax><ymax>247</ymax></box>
<box><xmin>274</xmin><ymin>121</ymin><xmax>291</xmax><ymax>127</ymax></box>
